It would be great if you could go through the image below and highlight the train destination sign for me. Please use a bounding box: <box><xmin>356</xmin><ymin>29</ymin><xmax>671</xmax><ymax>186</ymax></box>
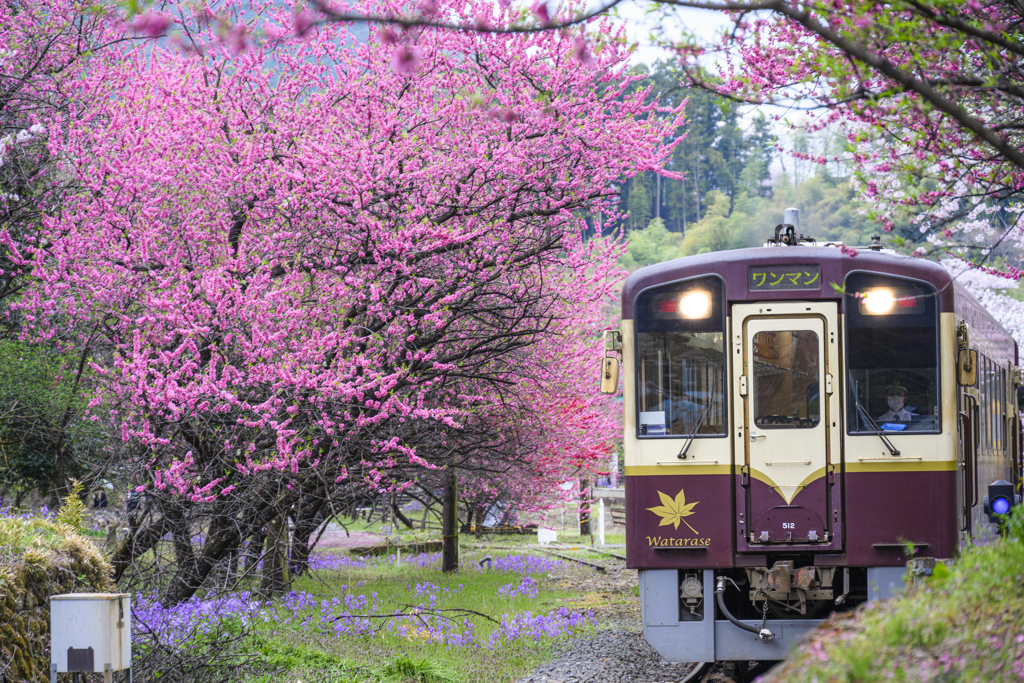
<box><xmin>748</xmin><ymin>264</ymin><xmax>822</xmax><ymax>291</ymax></box>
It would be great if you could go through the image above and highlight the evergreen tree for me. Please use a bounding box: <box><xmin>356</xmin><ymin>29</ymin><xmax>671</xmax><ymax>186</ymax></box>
<box><xmin>616</xmin><ymin>62</ymin><xmax>777</xmax><ymax>234</ymax></box>
<box><xmin>627</xmin><ymin>174</ymin><xmax>653</xmax><ymax>231</ymax></box>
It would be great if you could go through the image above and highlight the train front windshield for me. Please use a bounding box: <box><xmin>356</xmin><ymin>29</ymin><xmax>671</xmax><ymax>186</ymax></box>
<box><xmin>635</xmin><ymin>276</ymin><xmax>726</xmax><ymax>438</ymax></box>
<box><xmin>845</xmin><ymin>272</ymin><xmax>940</xmax><ymax>433</ymax></box>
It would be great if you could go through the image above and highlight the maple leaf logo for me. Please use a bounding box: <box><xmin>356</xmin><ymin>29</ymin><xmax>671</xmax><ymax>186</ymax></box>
<box><xmin>647</xmin><ymin>488</ymin><xmax>699</xmax><ymax>534</ymax></box>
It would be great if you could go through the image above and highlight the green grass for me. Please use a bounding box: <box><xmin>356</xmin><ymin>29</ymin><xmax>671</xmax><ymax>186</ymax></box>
<box><xmin>768</xmin><ymin>518</ymin><xmax>1024</xmax><ymax>682</ymax></box>
<box><xmin>244</xmin><ymin>549</ymin><xmax>599</xmax><ymax>683</ymax></box>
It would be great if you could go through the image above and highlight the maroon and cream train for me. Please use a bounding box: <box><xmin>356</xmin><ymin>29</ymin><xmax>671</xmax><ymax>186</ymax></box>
<box><xmin>603</xmin><ymin>218</ymin><xmax>1021</xmax><ymax>668</ymax></box>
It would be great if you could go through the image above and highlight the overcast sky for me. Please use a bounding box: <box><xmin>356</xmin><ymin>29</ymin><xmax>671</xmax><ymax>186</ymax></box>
<box><xmin>610</xmin><ymin>1</ymin><xmax>732</xmax><ymax>66</ymax></box>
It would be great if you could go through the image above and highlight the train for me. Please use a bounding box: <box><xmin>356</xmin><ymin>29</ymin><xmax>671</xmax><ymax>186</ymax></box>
<box><xmin>600</xmin><ymin>210</ymin><xmax>1021</xmax><ymax>680</ymax></box>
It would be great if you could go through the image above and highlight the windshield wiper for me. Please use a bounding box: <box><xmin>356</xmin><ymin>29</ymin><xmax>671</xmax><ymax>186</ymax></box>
<box><xmin>855</xmin><ymin>382</ymin><xmax>900</xmax><ymax>456</ymax></box>
<box><xmin>678</xmin><ymin>378</ymin><xmax>715</xmax><ymax>460</ymax></box>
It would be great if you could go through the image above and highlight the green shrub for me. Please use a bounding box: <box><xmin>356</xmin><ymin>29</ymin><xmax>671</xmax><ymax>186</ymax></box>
<box><xmin>381</xmin><ymin>654</ymin><xmax>455</xmax><ymax>682</ymax></box>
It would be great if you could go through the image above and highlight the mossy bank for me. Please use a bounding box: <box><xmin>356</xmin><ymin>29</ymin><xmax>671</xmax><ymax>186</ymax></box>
<box><xmin>0</xmin><ymin>502</ymin><xmax>114</xmax><ymax>683</ymax></box>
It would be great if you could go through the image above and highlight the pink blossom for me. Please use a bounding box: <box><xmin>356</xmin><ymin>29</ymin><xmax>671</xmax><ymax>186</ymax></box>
<box><xmin>224</xmin><ymin>21</ymin><xmax>248</xmax><ymax>55</ymax></box>
<box><xmin>10</xmin><ymin>0</ymin><xmax>674</xmax><ymax>511</ymax></box>
<box><xmin>532</xmin><ymin>1</ymin><xmax>550</xmax><ymax>25</ymax></box>
<box><xmin>391</xmin><ymin>45</ymin><xmax>422</xmax><ymax>74</ymax></box>
<box><xmin>130</xmin><ymin>11</ymin><xmax>171</xmax><ymax>38</ymax></box>
<box><xmin>573</xmin><ymin>37</ymin><xmax>593</xmax><ymax>65</ymax></box>
<box><xmin>263</xmin><ymin>23</ymin><xmax>288</xmax><ymax>41</ymax></box>
<box><xmin>293</xmin><ymin>9</ymin><xmax>314</xmax><ymax>38</ymax></box>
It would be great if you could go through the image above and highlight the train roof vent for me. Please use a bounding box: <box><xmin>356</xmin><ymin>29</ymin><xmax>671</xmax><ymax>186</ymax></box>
<box><xmin>765</xmin><ymin>207</ymin><xmax>816</xmax><ymax>247</ymax></box>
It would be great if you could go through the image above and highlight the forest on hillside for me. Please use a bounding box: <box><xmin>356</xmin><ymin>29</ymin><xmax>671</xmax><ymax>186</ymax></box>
<box><xmin>613</xmin><ymin>62</ymin><xmax>1024</xmax><ymax>277</ymax></box>
<box><xmin>612</xmin><ymin>62</ymin><xmax>881</xmax><ymax>270</ymax></box>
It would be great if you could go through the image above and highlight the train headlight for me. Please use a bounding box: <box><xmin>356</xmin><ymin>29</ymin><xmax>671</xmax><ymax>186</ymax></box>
<box><xmin>863</xmin><ymin>288</ymin><xmax>896</xmax><ymax>315</ymax></box>
<box><xmin>679</xmin><ymin>290</ymin><xmax>712</xmax><ymax>319</ymax></box>
<box><xmin>984</xmin><ymin>479</ymin><xmax>1020</xmax><ymax>524</ymax></box>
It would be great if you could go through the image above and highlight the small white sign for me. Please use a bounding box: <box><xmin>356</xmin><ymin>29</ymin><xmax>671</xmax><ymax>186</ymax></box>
<box><xmin>639</xmin><ymin>411</ymin><xmax>667</xmax><ymax>436</ymax></box>
<box><xmin>537</xmin><ymin>527</ymin><xmax>557</xmax><ymax>545</ymax></box>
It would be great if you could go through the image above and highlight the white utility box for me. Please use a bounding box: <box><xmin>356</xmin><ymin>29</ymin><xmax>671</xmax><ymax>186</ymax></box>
<box><xmin>50</xmin><ymin>593</ymin><xmax>131</xmax><ymax>674</ymax></box>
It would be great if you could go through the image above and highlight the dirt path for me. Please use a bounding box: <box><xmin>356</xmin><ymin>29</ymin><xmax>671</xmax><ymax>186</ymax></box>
<box><xmin>312</xmin><ymin>522</ymin><xmax>384</xmax><ymax>549</ymax></box>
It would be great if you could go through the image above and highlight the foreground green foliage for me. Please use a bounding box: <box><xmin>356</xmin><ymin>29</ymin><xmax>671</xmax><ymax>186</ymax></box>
<box><xmin>0</xmin><ymin>340</ymin><xmax>106</xmax><ymax>503</ymax></box>
<box><xmin>765</xmin><ymin>516</ymin><xmax>1024</xmax><ymax>682</ymax></box>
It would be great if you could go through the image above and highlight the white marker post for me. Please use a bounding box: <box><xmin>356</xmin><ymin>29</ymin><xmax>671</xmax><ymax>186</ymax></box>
<box><xmin>597</xmin><ymin>499</ymin><xmax>606</xmax><ymax>546</ymax></box>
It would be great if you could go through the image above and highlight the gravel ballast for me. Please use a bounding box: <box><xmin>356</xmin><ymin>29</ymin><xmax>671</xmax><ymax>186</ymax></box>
<box><xmin>514</xmin><ymin>630</ymin><xmax>698</xmax><ymax>683</ymax></box>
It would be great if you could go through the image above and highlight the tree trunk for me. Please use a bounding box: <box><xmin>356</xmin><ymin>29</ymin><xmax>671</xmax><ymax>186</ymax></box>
<box><xmin>290</xmin><ymin>495</ymin><xmax>328</xmax><ymax>577</ymax></box>
<box><xmin>168</xmin><ymin>508</ymin><xmax>197</xmax><ymax>583</ymax></box>
<box><xmin>260</xmin><ymin>515</ymin><xmax>290</xmax><ymax>598</ymax></box>
<box><xmin>392</xmin><ymin>502</ymin><xmax>414</xmax><ymax>529</ymax></box>
<box><xmin>473</xmin><ymin>506</ymin><xmax>486</xmax><ymax>537</ymax></box>
<box><xmin>442</xmin><ymin>468</ymin><xmax>458</xmax><ymax>574</ymax></box>
<box><xmin>160</xmin><ymin>497</ymin><xmax>284</xmax><ymax>605</ymax></box>
<box><xmin>290</xmin><ymin>518</ymin><xmax>312</xmax><ymax>578</ymax></box>
<box><xmin>244</xmin><ymin>530</ymin><xmax>265</xmax><ymax>575</ymax></box>
<box><xmin>111</xmin><ymin>515</ymin><xmax>172</xmax><ymax>583</ymax></box>
<box><xmin>579</xmin><ymin>478</ymin><xmax>591</xmax><ymax>536</ymax></box>
<box><xmin>655</xmin><ymin>173</ymin><xmax>661</xmax><ymax>219</ymax></box>
<box><xmin>163</xmin><ymin>515</ymin><xmax>242</xmax><ymax>605</ymax></box>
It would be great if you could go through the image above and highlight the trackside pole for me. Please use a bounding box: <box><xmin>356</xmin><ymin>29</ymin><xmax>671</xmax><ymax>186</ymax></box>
<box><xmin>597</xmin><ymin>499</ymin><xmax>606</xmax><ymax>545</ymax></box>
<box><xmin>442</xmin><ymin>467</ymin><xmax>459</xmax><ymax>573</ymax></box>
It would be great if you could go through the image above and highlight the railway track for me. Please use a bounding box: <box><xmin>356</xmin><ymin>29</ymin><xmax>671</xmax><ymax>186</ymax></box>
<box><xmin>687</xmin><ymin>661</ymin><xmax>777</xmax><ymax>683</ymax></box>
<box><xmin>512</xmin><ymin>629</ymin><xmax>778</xmax><ymax>683</ymax></box>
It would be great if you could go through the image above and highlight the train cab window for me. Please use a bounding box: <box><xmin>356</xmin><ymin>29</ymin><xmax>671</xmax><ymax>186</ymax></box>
<box><xmin>635</xmin><ymin>276</ymin><xmax>726</xmax><ymax>438</ymax></box>
<box><xmin>845</xmin><ymin>272</ymin><xmax>940</xmax><ymax>434</ymax></box>
<box><xmin>753</xmin><ymin>330</ymin><xmax>821</xmax><ymax>429</ymax></box>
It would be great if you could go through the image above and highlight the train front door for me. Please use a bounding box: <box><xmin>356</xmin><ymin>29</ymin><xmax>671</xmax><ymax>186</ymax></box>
<box><xmin>733</xmin><ymin>302</ymin><xmax>842</xmax><ymax>549</ymax></box>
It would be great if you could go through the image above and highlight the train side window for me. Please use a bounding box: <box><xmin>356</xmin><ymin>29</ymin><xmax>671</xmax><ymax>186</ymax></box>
<box><xmin>845</xmin><ymin>272</ymin><xmax>940</xmax><ymax>434</ymax></box>
<box><xmin>1000</xmin><ymin>364</ymin><xmax>1007</xmax><ymax>452</ymax></box>
<box><xmin>980</xmin><ymin>355</ymin><xmax>989</xmax><ymax>453</ymax></box>
<box><xmin>634</xmin><ymin>276</ymin><xmax>726</xmax><ymax>438</ymax></box>
<box><xmin>990</xmin><ymin>357</ymin><xmax>995</xmax><ymax>451</ymax></box>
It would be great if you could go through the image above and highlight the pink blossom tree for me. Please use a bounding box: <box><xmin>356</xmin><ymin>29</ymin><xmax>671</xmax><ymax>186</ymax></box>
<box><xmin>313</xmin><ymin>0</ymin><xmax>1024</xmax><ymax>265</ymax></box>
<box><xmin>0</xmin><ymin>1</ymin><xmax>143</xmax><ymax>500</ymax></box>
<box><xmin>0</xmin><ymin>0</ymin><xmax>134</xmax><ymax>294</ymax></box>
<box><xmin>14</xmin><ymin>0</ymin><xmax>680</xmax><ymax>599</ymax></box>
<box><xmin>646</xmin><ymin>0</ymin><xmax>1024</xmax><ymax>262</ymax></box>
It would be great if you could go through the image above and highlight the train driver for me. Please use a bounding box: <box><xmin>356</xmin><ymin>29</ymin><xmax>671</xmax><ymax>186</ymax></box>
<box><xmin>877</xmin><ymin>385</ymin><xmax>915</xmax><ymax>422</ymax></box>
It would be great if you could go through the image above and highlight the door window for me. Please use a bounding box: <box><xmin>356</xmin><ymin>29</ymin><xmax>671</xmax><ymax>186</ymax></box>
<box><xmin>753</xmin><ymin>330</ymin><xmax>821</xmax><ymax>429</ymax></box>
